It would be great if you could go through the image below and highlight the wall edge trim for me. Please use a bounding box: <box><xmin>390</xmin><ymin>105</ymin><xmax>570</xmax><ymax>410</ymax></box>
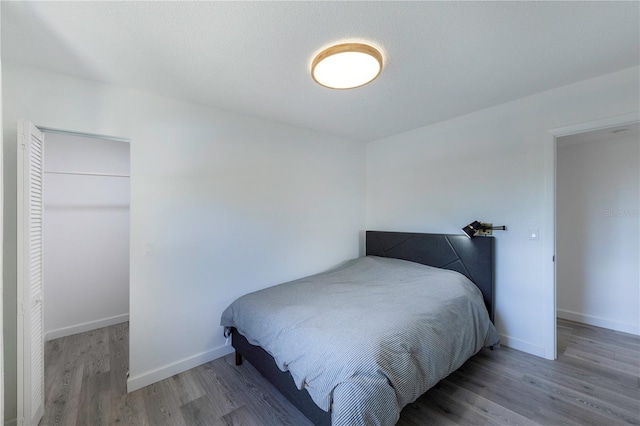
<box><xmin>45</xmin><ymin>313</ymin><xmax>129</xmax><ymax>341</ymax></box>
<box><xmin>498</xmin><ymin>333</ymin><xmax>547</xmax><ymax>359</ymax></box>
<box><xmin>557</xmin><ymin>309</ymin><xmax>640</xmax><ymax>336</ymax></box>
<box><xmin>127</xmin><ymin>345</ymin><xmax>234</xmax><ymax>393</ymax></box>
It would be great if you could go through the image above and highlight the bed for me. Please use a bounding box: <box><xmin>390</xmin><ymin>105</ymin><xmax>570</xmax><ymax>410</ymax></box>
<box><xmin>220</xmin><ymin>231</ymin><xmax>499</xmax><ymax>426</ymax></box>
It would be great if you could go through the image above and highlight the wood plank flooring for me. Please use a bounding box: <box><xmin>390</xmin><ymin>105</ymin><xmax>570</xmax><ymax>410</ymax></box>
<box><xmin>41</xmin><ymin>319</ymin><xmax>640</xmax><ymax>425</ymax></box>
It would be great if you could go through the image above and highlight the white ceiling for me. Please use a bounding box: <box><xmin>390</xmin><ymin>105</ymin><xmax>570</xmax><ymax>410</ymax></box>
<box><xmin>557</xmin><ymin>122</ymin><xmax>640</xmax><ymax>147</ymax></box>
<box><xmin>2</xmin><ymin>1</ymin><xmax>639</xmax><ymax>142</ymax></box>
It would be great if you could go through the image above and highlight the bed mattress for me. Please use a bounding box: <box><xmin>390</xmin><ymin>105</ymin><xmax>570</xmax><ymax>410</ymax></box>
<box><xmin>221</xmin><ymin>256</ymin><xmax>500</xmax><ymax>426</ymax></box>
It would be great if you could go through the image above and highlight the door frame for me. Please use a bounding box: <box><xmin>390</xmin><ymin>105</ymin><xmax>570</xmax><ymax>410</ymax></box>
<box><xmin>16</xmin><ymin>123</ymin><xmax>131</xmax><ymax>425</ymax></box>
<box><xmin>543</xmin><ymin>112</ymin><xmax>639</xmax><ymax>360</ymax></box>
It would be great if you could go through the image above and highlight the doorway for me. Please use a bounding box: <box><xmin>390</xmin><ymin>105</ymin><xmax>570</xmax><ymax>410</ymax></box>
<box><xmin>546</xmin><ymin>113</ymin><xmax>640</xmax><ymax>359</ymax></box>
<box><xmin>556</xmin><ymin>123</ymin><xmax>639</xmax><ymax>336</ymax></box>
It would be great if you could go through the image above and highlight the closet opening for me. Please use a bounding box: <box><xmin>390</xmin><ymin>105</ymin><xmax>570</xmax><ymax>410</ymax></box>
<box><xmin>42</xmin><ymin>130</ymin><xmax>130</xmax><ymax>342</ymax></box>
<box><xmin>17</xmin><ymin>122</ymin><xmax>131</xmax><ymax>425</ymax></box>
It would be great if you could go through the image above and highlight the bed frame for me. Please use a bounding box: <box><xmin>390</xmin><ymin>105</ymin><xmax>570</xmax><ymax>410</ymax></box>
<box><xmin>231</xmin><ymin>231</ymin><xmax>495</xmax><ymax>426</ymax></box>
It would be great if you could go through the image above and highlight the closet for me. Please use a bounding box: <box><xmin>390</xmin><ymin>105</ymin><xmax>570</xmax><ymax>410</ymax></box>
<box><xmin>43</xmin><ymin>132</ymin><xmax>130</xmax><ymax>340</ymax></box>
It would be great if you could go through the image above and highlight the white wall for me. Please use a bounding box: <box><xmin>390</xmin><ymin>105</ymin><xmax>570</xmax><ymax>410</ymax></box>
<box><xmin>43</xmin><ymin>133</ymin><xmax>130</xmax><ymax>340</ymax></box>
<box><xmin>556</xmin><ymin>133</ymin><xmax>639</xmax><ymax>334</ymax></box>
<box><xmin>367</xmin><ymin>66</ymin><xmax>639</xmax><ymax>358</ymax></box>
<box><xmin>2</xmin><ymin>63</ymin><xmax>366</xmax><ymax>421</ymax></box>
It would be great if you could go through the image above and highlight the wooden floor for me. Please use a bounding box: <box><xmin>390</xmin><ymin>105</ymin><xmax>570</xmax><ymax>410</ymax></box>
<box><xmin>41</xmin><ymin>319</ymin><xmax>640</xmax><ymax>426</ymax></box>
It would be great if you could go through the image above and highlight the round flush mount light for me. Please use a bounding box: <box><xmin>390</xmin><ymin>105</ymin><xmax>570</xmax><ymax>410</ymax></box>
<box><xmin>311</xmin><ymin>43</ymin><xmax>383</xmax><ymax>90</ymax></box>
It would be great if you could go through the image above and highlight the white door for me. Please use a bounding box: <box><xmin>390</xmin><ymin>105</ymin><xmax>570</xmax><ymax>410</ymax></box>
<box><xmin>17</xmin><ymin>121</ymin><xmax>45</xmax><ymax>426</ymax></box>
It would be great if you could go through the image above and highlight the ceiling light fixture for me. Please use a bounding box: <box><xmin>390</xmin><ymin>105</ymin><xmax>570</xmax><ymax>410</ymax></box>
<box><xmin>311</xmin><ymin>43</ymin><xmax>383</xmax><ymax>90</ymax></box>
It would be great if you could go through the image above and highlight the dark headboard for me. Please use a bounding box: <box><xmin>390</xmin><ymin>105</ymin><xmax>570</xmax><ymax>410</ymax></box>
<box><xmin>366</xmin><ymin>231</ymin><xmax>495</xmax><ymax>322</ymax></box>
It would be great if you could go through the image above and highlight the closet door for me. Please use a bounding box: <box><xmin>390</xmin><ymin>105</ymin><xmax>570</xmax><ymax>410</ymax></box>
<box><xmin>17</xmin><ymin>121</ymin><xmax>45</xmax><ymax>426</ymax></box>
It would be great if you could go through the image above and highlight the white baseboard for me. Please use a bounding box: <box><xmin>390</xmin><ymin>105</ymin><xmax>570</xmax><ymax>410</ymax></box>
<box><xmin>127</xmin><ymin>344</ymin><xmax>234</xmax><ymax>393</ymax></box>
<box><xmin>499</xmin><ymin>334</ymin><xmax>547</xmax><ymax>359</ymax></box>
<box><xmin>557</xmin><ymin>309</ymin><xmax>640</xmax><ymax>336</ymax></box>
<box><xmin>45</xmin><ymin>313</ymin><xmax>129</xmax><ymax>341</ymax></box>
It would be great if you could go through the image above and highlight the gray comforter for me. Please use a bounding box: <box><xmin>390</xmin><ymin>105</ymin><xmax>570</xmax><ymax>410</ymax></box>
<box><xmin>220</xmin><ymin>256</ymin><xmax>500</xmax><ymax>426</ymax></box>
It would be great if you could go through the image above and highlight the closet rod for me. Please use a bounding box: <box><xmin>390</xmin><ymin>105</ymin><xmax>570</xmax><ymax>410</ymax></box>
<box><xmin>44</xmin><ymin>171</ymin><xmax>130</xmax><ymax>178</ymax></box>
